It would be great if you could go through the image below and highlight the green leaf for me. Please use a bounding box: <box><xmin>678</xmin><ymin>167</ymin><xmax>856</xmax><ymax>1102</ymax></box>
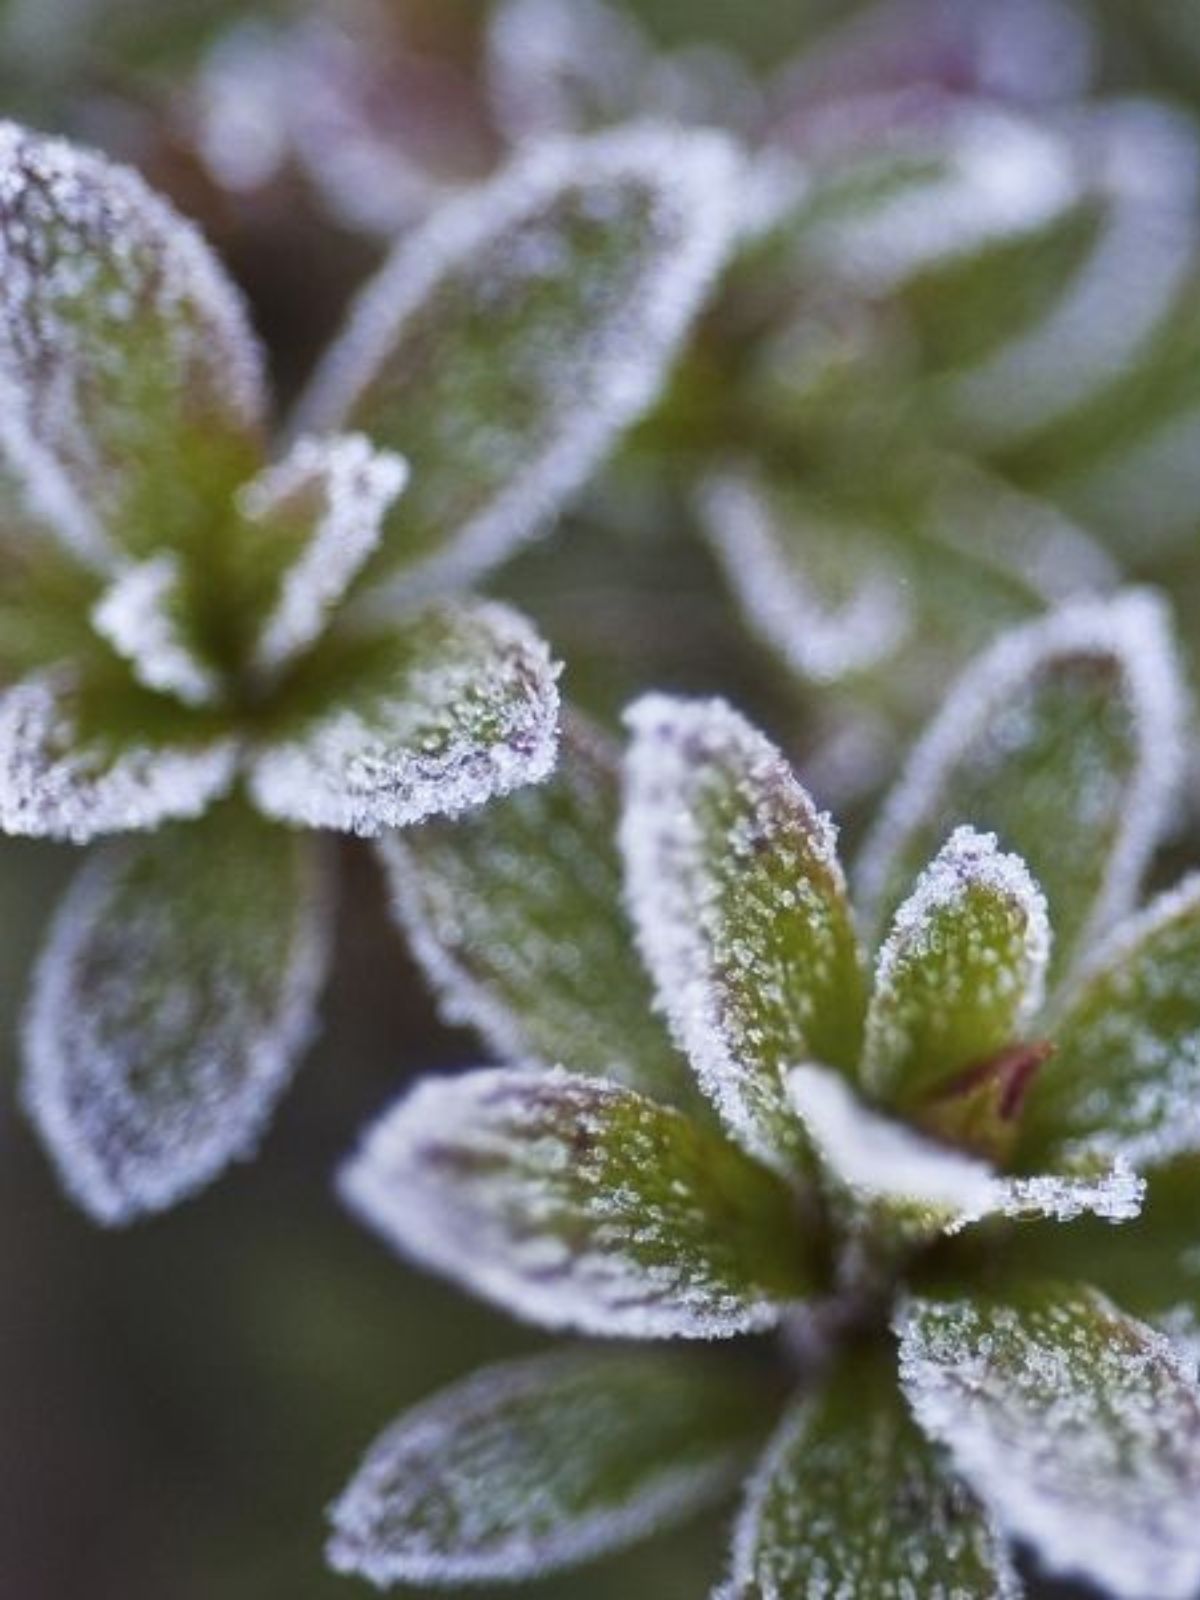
<box><xmin>0</xmin><ymin>121</ymin><xmax>266</xmax><ymax>571</ymax></box>
<box><xmin>22</xmin><ymin>802</ymin><xmax>329</xmax><ymax>1224</ymax></box>
<box><xmin>898</xmin><ymin>1284</ymin><xmax>1200</xmax><ymax>1599</ymax></box>
<box><xmin>378</xmin><ymin>713</ymin><xmax>689</xmax><ymax>1105</ymax></box>
<box><xmin>1021</xmin><ymin>876</ymin><xmax>1200</xmax><ymax>1171</ymax></box>
<box><xmin>718</xmin><ymin>1342</ymin><xmax>1017</xmax><ymax>1599</ymax></box>
<box><xmin>297</xmin><ymin>125</ymin><xmax>738</xmax><ymax>596</ymax></box>
<box><xmin>0</xmin><ymin>663</ymin><xmax>238</xmax><ymax>841</ymax></box>
<box><xmin>621</xmin><ymin>695</ymin><xmax>866</xmax><ymax>1178</ymax></box>
<box><xmin>247</xmin><ymin>597</ymin><xmax>560</xmax><ymax>837</ymax></box>
<box><xmin>328</xmin><ymin>1347</ymin><xmax>774</xmax><ymax>1587</ymax></box>
<box><xmin>340</xmin><ymin>1065</ymin><xmax>819</xmax><ymax>1339</ymax></box>
<box><xmin>858</xmin><ymin>592</ymin><xmax>1185</xmax><ymax>987</ymax></box>
<box><xmin>861</xmin><ymin>827</ymin><xmax>1050</xmax><ymax>1139</ymax></box>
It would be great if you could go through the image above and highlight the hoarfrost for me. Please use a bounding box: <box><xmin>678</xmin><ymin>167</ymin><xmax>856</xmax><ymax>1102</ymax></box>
<box><xmin>22</xmin><ymin>814</ymin><xmax>329</xmax><ymax>1224</ymax></box>
<box><xmin>897</xmin><ymin>1287</ymin><xmax>1200</xmax><ymax>1599</ymax></box>
<box><xmin>0</xmin><ymin>120</ymin><xmax>265</xmax><ymax>555</ymax></box>
<box><xmin>328</xmin><ymin>1348</ymin><xmax>755</xmax><ymax>1585</ymax></box>
<box><xmin>0</xmin><ymin>672</ymin><xmax>238</xmax><ymax>842</ymax></box>
<box><xmin>91</xmin><ymin>554</ymin><xmax>222</xmax><ymax>708</ymax></box>
<box><xmin>339</xmin><ymin>1065</ymin><xmax>810</xmax><ymax>1341</ymax></box>
<box><xmin>787</xmin><ymin>1066</ymin><xmax>1142</xmax><ymax>1234</ymax></box>
<box><xmin>862</xmin><ymin>826</ymin><xmax>1050</xmax><ymax>1104</ymax></box>
<box><xmin>856</xmin><ymin>592</ymin><xmax>1186</xmax><ymax>977</ymax></box>
<box><xmin>248</xmin><ymin>599</ymin><xmax>560</xmax><ymax>837</ymax></box>
<box><xmin>296</xmin><ymin>124</ymin><xmax>741</xmax><ymax>597</ymax></box>
<box><xmin>242</xmin><ymin>433</ymin><xmax>409</xmax><ymax>676</ymax></box>
<box><xmin>621</xmin><ymin>694</ymin><xmax>865</xmax><ymax>1177</ymax></box>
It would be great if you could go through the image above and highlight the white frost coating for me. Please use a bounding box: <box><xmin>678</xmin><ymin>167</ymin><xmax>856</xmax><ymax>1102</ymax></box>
<box><xmin>950</xmin><ymin>102</ymin><xmax>1200</xmax><ymax>445</ymax></box>
<box><xmin>811</xmin><ymin>104</ymin><xmax>1079</xmax><ymax>291</ymax></box>
<box><xmin>339</xmin><ymin>1066</ymin><xmax>792</xmax><ymax>1341</ymax></box>
<box><xmin>241</xmin><ymin>433</ymin><xmax>409</xmax><ymax>675</ymax></box>
<box><xmin>697</xmin><ymin>473</ymin><xmax>910</xmax><ymax>684</ymax></box>
<box><xmin>294</xmin><ymin>124</ymin><xmax>741</xmax><ymax>596</ymax></box>
<box><xmin>21</xmin><ymin>833</ymin><xmax>330</xmax><ymax>1225</ymax></box>
<box><xmin>620</xmin><ymin>693</ymin><xmax>859</xmax><ymax>1176</ymax></box>
<box><xmin>91</xmin><ymin>554</ymin><xmax>222</xmax><ymax>708</ymax></box>
<box><xmin>248</xmin><ymin>600</ymin><xmax>560</xmax><ymax>837</ymax></box>
<box><xmin>856</xmin><ymin>592</ymin><xmax>1187</xmax><ymax>954</ymax></box>
<box><xmin>897</xmin><ymin>1290</ymin><xmax>1200</xmax><ymax>1599</ymax></box>
<box><xmin>1037</xmin><ymin>872</ymin><xmax>1200</xmax><ymax>1169</ymax></box>
<box><xmin>0</xmin><ymin>673</ymin><xmax>238</xmax><ymax>842</ymax></box>
<box><xmin>327</xmin><ymin>1351</ymin><xmax>745</xmax><ymax>1586</ymax></box>
<box><xmin>862</xmin><ymin>826</ymin><xmax>1050</xmax><ymax>1094</ymax></box>
<box><xmin>0</xmin><ymin>367</ymin><xmax>108</xmax><ymax>565</ymax></box>
<box><xmin>0</xmin><ymin>119</ymin><xmax>265</xmax><ymax>532</ymax></box>
<box><xmin>786</xmin><ymin>1065</ymin><xmax>1142</xmax><ymax>1233</ymax></box>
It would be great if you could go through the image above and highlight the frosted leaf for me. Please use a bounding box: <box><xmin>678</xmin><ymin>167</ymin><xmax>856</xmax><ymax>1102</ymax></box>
<box><xmin>240</xmin><ymin>433</ymin><xmax>408</xmax><ymax>678</ymax></box>
<box><xmin>949</xmin><ymin>103</ymin><xmax>1200</xmax><ymax>446</ymax></box>
<box><xmin>897</xmin><ymin>1285</ymin><xmax>1200</xmax><ymax>1599</ymax></box>
<box><xmin>91</xmin><ymin>554</ymin><xmax>222</xmax><ymax>709</ymax></box>
<box><xmin>379</xmin><ymin>714</ymin><xmax>689</xmax><ymax>1105</ymax></box>
<box><xmin>0</xmin><ymin>120</ymin><xmax>266</xmax><ymax>567</ymax></box>
<box><xmin>857</xmin><ymin>592</ymin><xmax>1186</xmax><ymax>987</ymax></box>
<box><xmin>328</xmin><ymin>1347</ymin><xmax>770</xmax><ymax>1586</ymax></box>
<box><xmin>296</xmin><ymin>125</ymin><xmax>740</xmax><ymax>597</ymax></box>
<box><xmin>0</xmin><ymin>670</ymin><xmax>238</xmax><ymax>842</ymax></box>
<box><xmin>1022</xmin><ymin>875</ymin><xmax>1200</xmax><ymax>1171</ymax></box>
<box><xmin>787</xmin><ymin>1065</ymin><xmax>1142</xmax><ymax>1239</ymax></box>
<box><xmin>340</xmin><ymin>1066</ymin><xmax>816</xmax><ymax>1341</ymax></box>
<box><xmin>248</xmin><ymin>598</ymin><xmax>559</xmax><ymax>838</ymax></box>
<box><xmin>808</xmin><ymin>104</ymin><xmax>1079</xmax><ymax>292</ymax></box>
<box><xmin>862</xmin><ymin>827</ymin><xmax>1050</xmax><ymax>1112</ymax></box>
<box><xmin>717</xmin><ymin>1344</ymin><xmax>1018</xmax><ymax>1600</ymax></box>
<box><xmin>621</xmin><ymin>695</ymin><xmax>866</xmax><ymax>1178</ymax></box>
<box><xmin>697</xmin><ymin>473</ymin><xmax>911</xmax><ymax>685</ymax></box>
<box><xmin>22</xmin><ymin>803</ymin><xmax>329</xmax><ymax>1224</ymax></box>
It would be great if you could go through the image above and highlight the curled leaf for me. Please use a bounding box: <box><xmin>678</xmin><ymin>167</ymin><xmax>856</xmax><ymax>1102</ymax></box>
<box><xmin>23</xmin><ymin>803</ymin><xmax>329</xmax><ymax>1224</ymax></box>
<box><xmin>340</xmin><ymin>1066</ymin><xmax>817</xmax><ymax>1340</ymax></box>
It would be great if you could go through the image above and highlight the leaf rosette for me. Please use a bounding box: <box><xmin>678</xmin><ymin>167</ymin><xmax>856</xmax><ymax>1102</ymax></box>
<box><xmin>0</xmin><ymin>118</ymin><xmax>740</xmax><ymax>1222</ymax></box>
<box><xmin>335</xmin><ymin>592</ymin><xmax>1200</xmax><ymax>1599</ymax></box>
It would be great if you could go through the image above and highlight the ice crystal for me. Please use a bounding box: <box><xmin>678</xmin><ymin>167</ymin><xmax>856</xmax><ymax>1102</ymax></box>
<box><xmin>248</xmin><ymin>600</ymin><xmax>560</xmax><ymax>837</ymax></box>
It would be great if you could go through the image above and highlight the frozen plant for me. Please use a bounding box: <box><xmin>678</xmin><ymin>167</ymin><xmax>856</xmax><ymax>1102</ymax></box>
<box><xmin>0</xmin><ymin>117</ymin><xmax>740</xmax><ymax>1223</ymax></box>
<box><xmin>332</xmin><ymin>590</ymin><xmax>1200</xmax><ymax>1598</ymax></box>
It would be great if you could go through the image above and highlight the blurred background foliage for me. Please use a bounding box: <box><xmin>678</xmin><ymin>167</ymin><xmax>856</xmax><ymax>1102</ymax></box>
<box><xmin>4</xmin><ymin>1</ymin><xmax>1200</xmax><ymax>1595</ymax></box>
